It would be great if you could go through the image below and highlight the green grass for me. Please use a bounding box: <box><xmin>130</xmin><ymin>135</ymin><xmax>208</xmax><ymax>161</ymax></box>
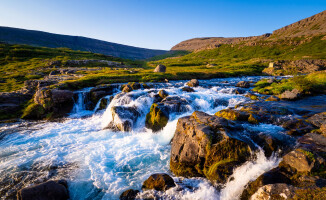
<box><xmin>253</xmin><ymin>71</ymin><xmax>326</xmax><ymax>95</ymax></box>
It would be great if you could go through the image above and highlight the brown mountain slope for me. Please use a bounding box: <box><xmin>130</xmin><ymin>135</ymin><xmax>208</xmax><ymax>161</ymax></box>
<box><xmin>171</xmin><ymin>10</ymin><xmax>326</xmax><ymax>51</ymax></box>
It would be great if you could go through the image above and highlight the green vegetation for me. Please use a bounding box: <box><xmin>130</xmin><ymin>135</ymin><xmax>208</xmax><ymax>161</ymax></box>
<box><xmin>253</xmin><ymin>71</ymin><xmax>326</xmax><ymax>95</ymax></box>
<box><xmin>147</xmin><ymin>50</ymin><xmax>190</xmax><ymax>61</ymax></box>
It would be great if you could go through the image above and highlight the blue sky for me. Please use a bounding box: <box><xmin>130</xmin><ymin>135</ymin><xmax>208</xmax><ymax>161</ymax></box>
<box><xmin>0</xmin><ymin>0</ymin><xmax>325</xmax><ymax>50</ymax></box>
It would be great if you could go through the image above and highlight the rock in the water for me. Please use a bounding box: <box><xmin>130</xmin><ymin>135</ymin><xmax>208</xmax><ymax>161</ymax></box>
<box><xmin>98</xmin><ymin>98</ymin><xmax>109</xmax><ymax>111</ymax></box>
<box><xmin>161</xmin><ymin>96</ymin><xmax>190</xmax><ymax>113</ymax></box>
<box><xmin>108</xmin><ymin>106</ymin><xmax>140</xmax><ymax>131</ymax></box>
<box><xmin>250</xmin><ymin>184</ymin><xmax>297</xmax><ymax>200</ymax></box>
<box><xmin>236</xmin><ymin>81</ymin><xmax>250</xmax><ymax>88</ymax></box>
<box><xmin>158</xmin><ymin>90</ymin><xmax>168</xmax><ymax>99</ymax></box>
<box><xmin>170</xmin><ymin>111</ymin><xmax>251</xmax><ymax>183</ymax></box>
<box><xmin>89</xmin><ymin>84</ymin><xmax>118</xmax><ymax>106</ymax></box>
<box><xmin>186</xmin><ymin>79</ymin><xmax>199</xmax><ymax>87</ymax></box>
<box><xmin>307</xmin><ymin>112</ymin><xmax>326</xmax><ymax>128</ymax></box>
<box><xmin>279</xmin><ymin>89</ymin><xmax>301</xmax><ymax>100</ymax></box>
<box><xmin>120</xmin><ymin>189</ymin><xmax>139</xmax><ymax>200</ymax></box>
<box><xmin>122</xmin><ymin>85</ymin><xmax>133</xmax><ymax>93</ymax></box>
<box><xmin>265</xmin><ymin>96</ymin><xmax>280</xmax><ymax>101</ymax></box>
<box><xmin>21</xmin><ymin>103</ymin><xmax>46</xmax><ymax>120</ymax></box>
<box><xmin>142</xmin><ymin>173</ymin><xmax>176</xmax><ymax>191</ymax></box>
<box><xmin>181</xmin><ymin>86</ymin><xmax>195</xmax><ymax>92</ymax></box>
<box><xmin>145</xmin><ymin>103</ymin><xmax>169</xmax><ymax>132</ymax></box>
<box><xmin>154</xmin><ymin>64</ymin><xmax>166</xmax><ymax>73</ymax></box>
<box><xmin>282</xmin><ymin>148</ymin><xmax>319</xmax><ymax>173</ymax></box>
<box><xmin>17</xmin><ymin>180</ymin><xmax>69</xmax><ymax>200</ymax></box>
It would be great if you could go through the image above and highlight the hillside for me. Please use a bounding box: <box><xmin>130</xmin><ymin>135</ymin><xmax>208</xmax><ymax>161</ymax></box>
<box><xmin>0</xmin><ymin>26</ymin><xmax>167</xmax><ymax>60</ymax></box>
<box><xmin>172</xmin><ymin>10</ymin><xmax>326</xmax><ymax>51</ymax></box>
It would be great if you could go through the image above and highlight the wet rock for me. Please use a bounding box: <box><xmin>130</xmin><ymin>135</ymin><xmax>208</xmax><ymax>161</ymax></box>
<box><xmin>0</xmin><ymin>91</ymin><xmax>33</xmax><ymax>119</ymax></box>
<box><xmin>107</xmin><ymin>106</ymin><xmax>140</xmax><ymax>131</ymax></box>
<box><xmin>161</xmin><ymin>96</ymin><xmax>190</xmax><ymax>113</ymax></box>
<box><xmin>297</xmin><ymin>132</ymin><xmax>326</xmax><ymax>153</ymax></box>
<box><xmin>154</xmin><ymin>64</ymin><xmax>166</xmax><ymax>73</ymax></box>
<box><xmin>98</xmin><ymin>98</ymin><xmax>108</xmax><ymax>111</ymax></box>
<box><xmin>181</xmin><ymin>86</ymin><xmax>195</xmax><ymax>92</ymax></box>
<box><xmin>21</xmin><ymin>103</ymin><xmax>46</xmax><ymax>120</ymax></box>
<box><xmin>215</xmin><ymin>108</ymin><xmax>249</xmax><ymax>121</ymax></box>
<box><xmin>279</xmin><ymin>89</ymin><xmax>301</xmax><ymax>100</ymax></box>
<box><xmin>282</xmin><ymin>119</ymin><xmax>314</xmax><ymax>136</ymax></box>
<box><xmin>250</xmin><ymin>183</ymin><xmax>297</xmax><ymax>200</ymax></box>
<box><xmin>120</xmin><ymin>189</ymin><xmax>139</xmax><ymax>200</ymax></box>
<box><xmin>17</xmin><ymin>180</ymin><xmax>69</xmax><ymax>200</ymax></box>
<box><xmin>170</xmin><ymin>111</ymin><xmax>251</xmax><ymax>183</ymax></box>
<box><xmin>236</xmin><ymin>81</ymin><xmax>250</xmax><ymax>88</ymax></box>
<box><xmin>234</xmin><ymin>88</ymin><xmax>245</xmax><ymax>94</ymax></box>
<box><xmin>122</xmin><ymin>85</ymin><xmax>133</xmax><ymax>93</ymax></box>
<box><xmin>158</xmin><ymin>90</ymin><xmax>168</xmax><ymax>99</ymax></box>
<box><xmin>89</xmin><ymin>84</ymin><xmax>118</xmax><ymax>105</ymax></box>
<box><xmin>245</xmin><ymin>93</ymin><xmax>259</xmax><ymax>100</ymax></box>
<box><xmin>265</xmin><ymin>96</ymin><xmax>280</xmax><ymax>101</ymax></box>
<box><xmin>186</xmin><ymin>79</ymin><xmax>199</xmax><ymax>87</ymax></box>
<box><xmin>145</xmin><ymin>103</ymin><xmax>169</xmax><ymax>132</ymax></box>
<box><xmin>142</xmin><ymin>173</ymin><xmax>176</xmax><ymax>191</ymax></box>
<box><xmin>34</xmin><ymin>88</ymin><xmax>74</xmax><ymax>119</ymax></box>
<box><xmin>307</xmin><ymin>112</ymin><xmax>326</xmax><ymax>128</ymax></box>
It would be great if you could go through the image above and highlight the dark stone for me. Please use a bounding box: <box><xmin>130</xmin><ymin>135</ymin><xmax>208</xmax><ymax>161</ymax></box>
<box><xmin>236</xmin><ymin>81</ymin><xmax>250</xmax><ymax>88</ymax></box>
<box><xmin>17</xmin><ymin>180</ymin><xmax>69</xmax><ymax>200</ymax></box>
<box><xmin>142</xmin><ymin>173</ymin><xmax>176</xmax><ymax>191</ymax></box>
<box><xmin>158</xmin><ymin>90</ymin><xmax>169</xmax><ymax>99</ymax></box>
<box><xmin>120</xmin><ymin>189</ymin><xmax>139</xmax><ymax>200</ymax></box>
<box><xmin>181</xmin><ymin>87</ymin><xmax>195</xmax><ymax>92</ymax></box>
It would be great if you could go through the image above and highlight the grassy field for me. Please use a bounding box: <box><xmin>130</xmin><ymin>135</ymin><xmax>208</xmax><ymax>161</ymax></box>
<box><xmin>1</xmin><ymin>34</ymin><xmax>326</xmax><ymax>92</ymax></box>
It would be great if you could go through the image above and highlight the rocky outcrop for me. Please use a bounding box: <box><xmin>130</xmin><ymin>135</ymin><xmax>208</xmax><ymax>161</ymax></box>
<box><xmin>263</xmin><ymin>60</ymin><xmax>326</xmax><ymax>75</ymax></box>
<box><xmin>120</xmin><ymin>189</ymin><xmax>139</xmax><ymax>200</ymax></box>
<box><xmin>170</xmin><ymin>111</ymin><xmax>252</xmax><ymax>183</ymax></box>
<box><xmin>186</xmin><ymin>79</ymin><xmax>199</xmax><ymax>87</ymax></box>
<box><xmin>142</xmin><ymin>173</ymin><xmax>176</xmax><ymax>191</ymax></box>
<box><xmin>154</xmin><ymin>65</ymin><xmax>166</xmax><ymax>73</ymax></box>
<box><xmin>158</xmin><ymin>90</ymin><xmax>168</xmax><ymax>99</ymax></box>
<box><xmin>121</xmin><ymin>82</ymin><xmax>141</xmax><ymax>93</ymax></box>
<box><xmin>241</xmin><ymin>132</ymin><xmax>326</xmax><ymax>200</ymax></box>
<box><xmin>89</xmin><ymin>84</ymin><xmax>118</xmax><ymax>106</ymax></box>
<box><xmin>107</xmin><ymin>106</ymin><xmax>140</xmax><ymax>131</ymax></box>
<box><xmin>307</xmin><ymin>112</ymin><xmax>326</xmax><ymax>128</ymax></box>
<box><xmin>17</xmin><ymin>180</ymin><xmax>69</xmax><ymax>200</ymax></box>
<box><xmin>145</xmin><ymin>103</ymin><xmax>169</xmax><ymax>132</ymax></box>
<box><xmin>0</xmin><ymin>91</ymin><xmax>32</xmax><ymax>120</ymax></box>
<box><xmin>236</xmin><ymin>81</ymin><xmax>250</xmax><ymax>88</ymax></box>
<box><xmin>33</xmin><ymin>88</ymin><xmax>74</xmax><ymax>119</ymax></box>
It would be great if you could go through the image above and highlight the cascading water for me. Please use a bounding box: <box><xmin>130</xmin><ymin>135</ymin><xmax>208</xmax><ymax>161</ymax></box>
<box><xmin>0</xmin><ymin>77</ymin><xmax>287</xmax><ymax>199</ymax></box>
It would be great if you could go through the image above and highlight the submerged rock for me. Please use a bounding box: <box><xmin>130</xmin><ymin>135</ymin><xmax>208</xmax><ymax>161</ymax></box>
<box><xmin>17</xmin><ymin>180</ymin><xmax>69</xmax><ymax>200</ymax></box>
<box><xmin>145</xmin><ymin>103</ymin><xmax>169</xmax><ymax>132</ymax></box>
<box><xmin>120</xmin><ymin>189</ymin><xmax>139</xmax><ymax>200</ymax></box>
<box><xmin>170</xmin><ymin>111</ymin><xmax>251</xmax><ymax>183</ymax></box>
<box><xmin>154</xmin><ymin>64</ymin><xmax>166</xmax><ymax>73</ymax></box>
<box><xmin>236</xmin><ymin>81</ymin><xmax>250</xmax><ymax>88</ymax></box>
<box><xmin>142</xmin><ymin>173</ymin><xmax>176</xmax><ymax>191</ymax></box>
<box><xmin>181</xmin><ymin>86</ymin><xmax>195</xmax><ymax>92</ymax></box>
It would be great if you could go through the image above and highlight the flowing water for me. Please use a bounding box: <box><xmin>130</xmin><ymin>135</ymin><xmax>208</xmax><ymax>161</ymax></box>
<box><xmin>0</xmin><ymin>77</ymin><xmax>296</xmax><ymax>199</ymax></box>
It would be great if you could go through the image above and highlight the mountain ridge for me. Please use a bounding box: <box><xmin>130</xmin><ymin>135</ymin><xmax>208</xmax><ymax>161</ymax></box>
<box><xmin>0</xmin><ymin>26</ymin><xmax>167</xmax><ymax>60</ymax></box>
<box><xmin>172</xmin><ymin>10</ymin><xmax>326</xmax><ymax>51</ymax></box>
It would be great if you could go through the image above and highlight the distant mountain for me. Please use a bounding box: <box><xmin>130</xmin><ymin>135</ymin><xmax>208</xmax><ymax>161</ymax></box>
<box><xmin>0</xmin><ymin>26</ymin><xmax>167</xmax><ymax>60</ymax></box>
<box><xmin>172</xmin><ymin>10</ymin><xmax>326</xmax><ymax>51</ymax></box>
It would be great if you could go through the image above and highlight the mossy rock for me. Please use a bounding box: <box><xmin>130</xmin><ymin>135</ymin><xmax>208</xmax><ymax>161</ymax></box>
<box><xmin>21</xmin><ymin>103</ymin><xmax>45</xmax><ymax>120</ymax></box>
<box><xmin>145</xmin><ymin>103</ymin><xmax>169</xmax><ymax>132</ymax></box>
<box><xmin>99</xmin><ymin>98</ymin><xmax>108</xmax><ymax>110</ymax></box>
<box><xmin>215</xmin><ymin>109</ymin><xmax>249</xmax><ymax>121</ymax></box>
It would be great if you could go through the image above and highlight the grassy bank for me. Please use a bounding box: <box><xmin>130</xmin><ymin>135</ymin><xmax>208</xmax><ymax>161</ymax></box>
<box><xmin>253</xmin><ymin>71</ymin><xmax>326</xmax><ymax>95</ymax></box>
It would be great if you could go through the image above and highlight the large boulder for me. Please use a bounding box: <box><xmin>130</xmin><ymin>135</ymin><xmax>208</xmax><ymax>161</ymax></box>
<box><xmin>154</xmin><ymin>65</ymin><xmax>166</xmax><ymax>73</ymax></box>
<box><xmin>170</xmin><ymin>111</ymin><xmax>252</xmax><ymax>183</ymax></box>
<box><xmin>236</xmin><ymin>81</ymin><xmax>250</xmax><ymax>88</ymax></box>
<box><xmin>142</xmin><ymin>173</ymin><xmax>176</xmax><ymax>191</ymax></box>
<box><xmin>17</xmin><ymin>180</ymin><xmax>69</xmax><ymax>200</ymax></box>
<box><xmin>89</xmin><ymin>84</ymin><xmax>118</xmax><ymax>105</ymax></box>
<box><xmin>158</xmin><ymin>90</ymin><xmax>168</xmax><ymax>99</ymax></box>
<box><xmin>181</xmin><ymin>87</ymin><xmax>195</xmax><ymax>92</ymax></box>
<box><xmin>107</xmin><ymin>106</ymin><xmax>140</xmax><ymax>131</ymax></box>
<box><xmin>145</xmin><ymin>103</ymin><xmax>169</xmax><ymax>132</ymax></box>
<box><xmin>160</xmin><ymin>96</ymin><xmax>190</xmax><ymax>113</ymax></box>
<box><xmin>120</xmin><ymin>189</ymin><xmax>139</xmax><ymax>200</ymax></box>
<box><xmin>186</xmin><ymin>79</ymin><xmax>199</xmax><ymax>87</ymax></box>
<box><xmin>0</xmin><ymin>91</ymin><xmax>33</xmax><ymax>119</ymax></box>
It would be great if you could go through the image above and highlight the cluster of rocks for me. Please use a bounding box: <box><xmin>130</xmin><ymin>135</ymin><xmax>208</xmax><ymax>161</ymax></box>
<box><xmin>47</xmin><ymin>59</ymin><xmax>121</xmax><ymax>68</ymax></box>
